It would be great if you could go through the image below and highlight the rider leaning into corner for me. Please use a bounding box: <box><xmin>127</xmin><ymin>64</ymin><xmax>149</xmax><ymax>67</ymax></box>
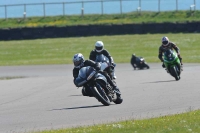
<box><xmin>72</xmin><ymin>53</ymin><xmax>121</xmax><ymax>98</ymax></box>
<box><xmin>158</xmin><ymin>36</ymin><xmax>183</xmax><ymax>70</ymax></box>
<box><xmin>89</xmin><ymin>41</ymin><xmax>117</xmax><ymax>79</ymax></box>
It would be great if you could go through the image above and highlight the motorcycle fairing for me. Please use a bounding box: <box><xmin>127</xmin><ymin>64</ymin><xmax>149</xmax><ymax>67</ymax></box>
<box><xmin>75</xmin><ymin>66</ymin><xmax>95</xmax><ymax>87</ymax></box>
<box><xmin>163</xmin><ymin>49</ymin><xmax>180</xmax><ymax>67</ymax></box>
<box><xmin>95</xmin><ymin>73</ymin><xmax>107</xmax><ymax>85</ymax></box>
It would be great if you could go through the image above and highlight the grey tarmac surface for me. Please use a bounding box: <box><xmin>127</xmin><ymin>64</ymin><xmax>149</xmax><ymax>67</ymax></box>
<box><xmin>0</xmin><ymin>63</ymin><xmax>200</xmax><ymax>133</ymax></box>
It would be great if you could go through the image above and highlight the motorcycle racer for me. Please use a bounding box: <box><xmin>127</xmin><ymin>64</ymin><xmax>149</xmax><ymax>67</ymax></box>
<box><xmin>72</xmin><ymin>53</ymin><xmax>121</xmax><ymax>97</ymax></box>
<box><xmin>89</xmin><ymin>41</ymin><xmax>117</xmax><ymax>79</ymax></box>
<box><xmin>158</xmin><ymin>36</ymin><xmax>183</xmax><ymax>70</ymax></box>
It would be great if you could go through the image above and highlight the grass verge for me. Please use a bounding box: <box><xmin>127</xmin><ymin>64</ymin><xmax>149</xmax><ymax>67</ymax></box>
<box><xmin>0</xmin><ymin>33</ymin><xmax>200</xmax><ymax>66</ymax></box>
<box><xmin>0</xmin><ymin>11</ymin><xmax>200</xmax><ymax>29</ymax></box>
<box><xmin>33</xmin><ymin>109</ymin><xmax>200</xmax><ymax>133</ymax></box>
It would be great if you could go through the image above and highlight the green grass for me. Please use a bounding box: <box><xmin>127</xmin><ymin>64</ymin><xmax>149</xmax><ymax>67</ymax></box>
<box><xmin>33</xmin><ymin>109</ymin><xmax>200</xmax><ymax>133</ymax></box>
<box><xmin>0</xmin><ymin>33</ymin><xmax>199</xmax><ymax>66</ymax></box>
<box><xmin>0</xmin><ymin>11</ymin><xmax>200</xmax><ymax>29</ymax></box>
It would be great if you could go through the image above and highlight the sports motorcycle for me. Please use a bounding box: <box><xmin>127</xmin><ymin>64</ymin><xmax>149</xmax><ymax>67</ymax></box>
<box><xmin>163</xmin><ymin>49</ymin><xmax>181</xmax><ymax>81</ymax></box>
<box><xmin>95</xmin><ymin>54</ymin><xmax>116</xmax><ymax>80</ymax></box>
<box><xmin>75</xmin><ymin>65</ymin><xmax>123</xmax><ymax>106</ymax></box>
<box><xmin>131</xmin><ymin>54</ymin><xmax>150</xmax><ymax>70</ymax></box>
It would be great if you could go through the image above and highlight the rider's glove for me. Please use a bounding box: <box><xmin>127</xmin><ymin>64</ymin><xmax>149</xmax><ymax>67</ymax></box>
<box><xmin>95</xmin><ymin>66</ymin><xmax>100</xmax><ymax>71</ymax></box>
<box><xmin>162</xmin><ymin>63</ymin><xmax>165</xmax><ymax>68</ymax></box>
<box><xmin>111</xmin><ymin>62</ymin><xmax>116</xmax><ymax>67</ymax></box>
<box><xmin>95</xmin><ymin>63</ymin><xmax>101</xmax><ymax>71</ymax></box>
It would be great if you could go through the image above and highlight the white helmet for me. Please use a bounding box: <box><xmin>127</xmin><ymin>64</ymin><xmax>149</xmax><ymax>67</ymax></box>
<box><xmin>95</xmin><ymin>41</ymin><xmax>104</xmax><ymax>52</ymax></box>
<box><xmin>73</xmin><ymin>53</ymin><xmax>84</xmax><ymax>68</ymax></box>
<box><xmin>162</xmin><ymin>36</ymin><xmax>169</xmax><ymax>46</ymax></box>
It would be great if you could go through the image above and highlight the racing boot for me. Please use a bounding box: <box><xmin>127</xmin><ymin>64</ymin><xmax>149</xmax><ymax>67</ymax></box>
<box><xmin>162</xmin><ymin>63</ymin><xmax>165</xmax><ymax>68</ymax></box>
<box><xmin>106</xmin><ymin>76</ymin><xmax>121</xmax><ymax>97</ymax></box>
<box><xmin>113</xmin><ymin>86</ymin><xmax>121</xmax><ymax>98</ymax></box>
<box><xmin>165</xmin><ymin>68</ymin><xmax>169</xmax><ymax>73</ymax></box>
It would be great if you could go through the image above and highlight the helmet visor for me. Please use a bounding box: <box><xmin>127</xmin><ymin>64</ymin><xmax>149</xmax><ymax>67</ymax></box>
<box><xmin>162</xmin><ymin>41</ymin><xmax>168</xmax><ymax>45</ymax></box>
<box><xmin>74</xmin><ymin>60</ymin><xmax>81</xmax><ymax>66</ymax></box>
<box><xmin>95</xmin><ymin>46</ymin><xmax>103</xmax><ymax>51</ymax></box>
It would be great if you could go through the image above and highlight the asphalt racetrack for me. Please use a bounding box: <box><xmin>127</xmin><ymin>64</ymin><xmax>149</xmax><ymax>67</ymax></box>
<box><xmin>0</xmin><ymin>63</ymin><xmax>200</xmax><ymax>133</ymax></box>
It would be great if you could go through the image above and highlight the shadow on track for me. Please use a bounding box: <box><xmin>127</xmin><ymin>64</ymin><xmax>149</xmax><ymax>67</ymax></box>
<box><xmin>50</xmin><ymin>105</ymin><xmax>104</xmax><ymax>111</ymax></box>
<box><xmin>142</xmin><ymin>80</ymin><xmax>175</xmax><ymax>84</ymax></box>
<box><xmin>69</xmin><ymin>94</ymin><xmax>83</xmax><ymax>96</ymax></box>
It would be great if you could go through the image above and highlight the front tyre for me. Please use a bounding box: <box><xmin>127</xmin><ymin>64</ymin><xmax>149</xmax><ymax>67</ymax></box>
<box><xmin>170</xmin><ymin>66</ymin><xmax>180</xmax><ymax>81</ymax></box>
<box><xmin>144</xmin><ymin>63</ymin><xmax>150</xmax><ymax>69</ymax></box>
<box><xmin>92</xmin><ymin>83</ymin><xmax>111</xmax><ymax>106</ymax></box>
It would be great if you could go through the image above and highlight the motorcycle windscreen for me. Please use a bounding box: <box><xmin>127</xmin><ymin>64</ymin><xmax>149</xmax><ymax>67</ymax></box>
<box><xmin>100</xmin><ymin>62</ymin><xmax>109</xmax><ymax>71</ymax></box>
<box><xmin>79</xmin><ymin>66</ymin><xmax>96</xmax><ymax>78</ymax></box>
<box><xmin>95</xmin><ymin>54</ymin><xmax>109</xmax><ymax>63</ymax></box>
<box><xmin>164</xmin><ymin>49</ymin><xmax>176</xmax><ymax>62</ymax></box>
<box><xmin>136</xmin><ymin>58</ymin><xmax>141</xmax><ymax>62</ymax></box>
<box><xmin>78</xmin><ymin>67</ymin><xmax>88</xmax><ymax>79</ymax></box>
<box><xmin>135</xmin><ymin>57</ymin><xmax>144</xmax><ymax>65</ymax></box>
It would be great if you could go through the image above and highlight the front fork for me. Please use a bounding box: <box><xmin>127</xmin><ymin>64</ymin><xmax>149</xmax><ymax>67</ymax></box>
<box><xmin>165</xmin><ymin>63</ymin><xmax>181</xmax><ymax>74</ymax></box>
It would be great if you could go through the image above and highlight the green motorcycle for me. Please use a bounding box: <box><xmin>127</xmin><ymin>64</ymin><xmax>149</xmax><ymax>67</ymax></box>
<box><xmin>163</xmin><ymin>49</ymin><xmax>181</xmax><ymax>81</ymax></box>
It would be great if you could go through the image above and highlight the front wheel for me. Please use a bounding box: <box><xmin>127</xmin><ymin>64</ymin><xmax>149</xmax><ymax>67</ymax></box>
<box><xmin>144</xmin><ymin>63</ymin><xmax>150</xmax><ymax>69</ymax></box>
<box><xmin>92</xmin><ymin>83</ymin><xmax>111</xmax><ymax>106</ymax></box>
<box><xmin>170</xmin><ymin>66</ymin><xmax>180</xmax><ymax>81</ymax></box>
<box><xmin>138</xmin><ymin>62</ymin><xmax>149</xmax><ymax>69</ymax></box>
